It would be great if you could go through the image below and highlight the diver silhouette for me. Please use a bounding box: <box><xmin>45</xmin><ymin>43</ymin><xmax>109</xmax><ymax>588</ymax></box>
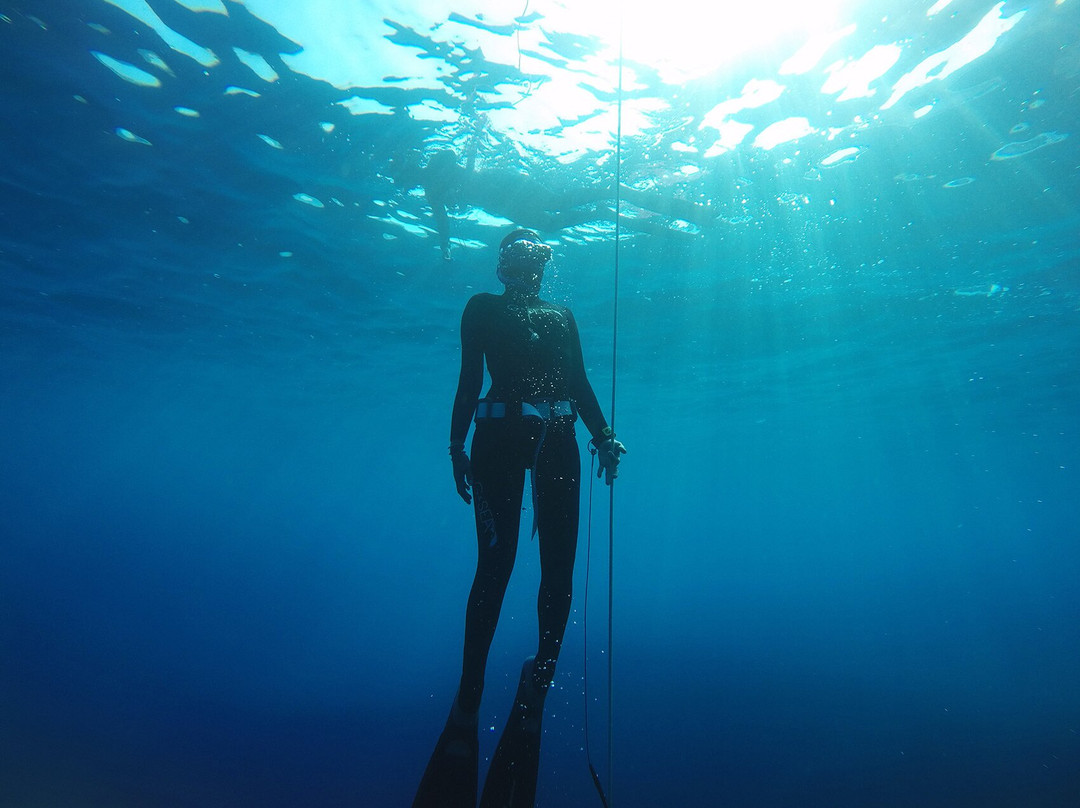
<box><xmin>411</xmin><ymin>228</ymin><xmax>626</xmax><ymax>808</ymax></box>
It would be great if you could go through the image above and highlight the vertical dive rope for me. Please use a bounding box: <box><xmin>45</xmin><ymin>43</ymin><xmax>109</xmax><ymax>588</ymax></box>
<box><xmin>584</xmin><ymin>14</ymin><xmax>624</xmax><ymax>808</ymax></box>
<box><xmin>607</xmin><ymin>15</ymin><xmax>623</xmax><ymax>808</ymax></box>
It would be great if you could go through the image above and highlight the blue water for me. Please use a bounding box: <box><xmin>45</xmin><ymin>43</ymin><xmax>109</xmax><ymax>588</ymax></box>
<box><xmin>2</xmin><ymin>1</ymin><xmax>1079</xmax><ymax>806</ymax></box>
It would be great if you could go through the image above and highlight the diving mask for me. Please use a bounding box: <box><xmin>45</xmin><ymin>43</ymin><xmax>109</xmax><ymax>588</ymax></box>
<box><xmin>497</xmin><ymin>238</ymin><xmax>552</xmax><ymax>293</ymax></box>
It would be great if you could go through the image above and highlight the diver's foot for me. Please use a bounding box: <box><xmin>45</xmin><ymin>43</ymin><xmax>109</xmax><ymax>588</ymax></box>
<box><xmin>444</xmin><ymin>691</ymin><xmax>479</xmax><ymax>757</ymax></box>
<box><xmin>514</xmin><ymin>656</ymin><xmax>547</xmax><ymax>736</ymax></box>
<box><xmin>450</xmin><ymin>690</ymin><xmax>479</xmax><ymax>728</ymax></box>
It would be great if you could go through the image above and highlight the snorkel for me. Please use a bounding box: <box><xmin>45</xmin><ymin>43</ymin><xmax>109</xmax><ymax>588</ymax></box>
<box><xmin>497</xmin><ymin>228</ymin><xmax>552</xmax><ymax>296</ymax></box>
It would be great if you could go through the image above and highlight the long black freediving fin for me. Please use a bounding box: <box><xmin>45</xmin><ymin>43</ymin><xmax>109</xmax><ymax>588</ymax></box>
<box><xmin>478</xmin><ymin>657</ymin><xmax>546</xmax><ymax>808</ymax></box>
<box><xmin>412</xmin><ymin>700</ymin><xmax>479</xmax><ymax>808</ymax></box>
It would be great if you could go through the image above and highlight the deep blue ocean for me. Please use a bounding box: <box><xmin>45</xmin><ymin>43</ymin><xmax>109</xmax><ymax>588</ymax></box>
<box><xmin>2</xmin><ymin>1</ymin><xmax>1078</xmax><ymax>806</ymax></box>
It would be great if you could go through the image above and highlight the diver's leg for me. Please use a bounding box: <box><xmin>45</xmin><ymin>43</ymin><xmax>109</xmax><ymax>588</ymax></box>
<box><xmin>413</xmin><ymin>427</ymin><xmax>525</xmax><ymax>808</ymax></box>
<box><xmin>619</xmin><ymin>184</ymin><xmax>715</xmax><ymax>228</ymax></box>
<box><xmin>458</xmin><ymin>425</ymin><xmax>526</xmax><ymax>713</ymax></box>
<box><xmin>532</xmin><ymin>427</ymin><xmax>581</xmax><ymax>692</ymax></box>
<box><xmin>479</xmin><ymin>428</ymin><xmax>580</xmax><ymax>808</ymax></box>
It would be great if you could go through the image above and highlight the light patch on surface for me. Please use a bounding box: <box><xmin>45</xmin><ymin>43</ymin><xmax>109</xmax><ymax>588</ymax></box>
<box><xmin>233</xmin><ymin>47</ymin><xmax>279</xmax><ymax>82</ymax></box>
<box><xmin>704</xmin><ymin>121</ymin><xmax>755</xmax><ymax>157</ymax></box>
<box><xmin>914</xmin><ymin>103</ymin><xmax>934</xmax><ymax>118</ymax></box>
<box><xmin>991</xmin><ymin>131</ymin><xmax>1068</xmax><ymax>160</ymax></box>
<box><xmin>175</xmin><ymin>106</ymin><xmax>200</xmax><ymax>117</ymax></box>
<box><xmin>820</xmin><ymin>146</ymin><xmax>862</xmax><ymax>167</ymax></box>
<box><xmin>407</xmin><ymin>100</ymin><xmax>458</xmax><ymax>123</ymax></box>
<box><xmin>138</xmin><ymin>49</ymin><xmax>173</xmax><ymax>76</ymax></box>
<box><xmin>174</xmin><ymin>0</ymin><xmax>227</xmax><ymax>12</ymax></box>
<box><xmin>926</xmin><ymin>0</ymin><xmax>955</xmax><ymax>16</ymax></box>
<box><xmin>320</xmin><ymin>121</ymin><xmax>335</xmax><ymax>133</ymax></box>
<box><xmin>753</xmin><ymin>117</ymin><xmax>817</xmax><ymax>150</ymax></box>
<box><xmin>780</xmin><ymin>24</ymin><xmax>857</xmax><ymax>75</ymax></box>
<box><xmin>617</xmin><ymin>0</ymin><xmax>847</xmax><ymax>83</ymax></box>
<box><xmin>700</xmin><ymin>79</ymin><xmax>785</xmax><ymax>155</ymax></box>
<box><xmin>267</xmin><ymin>5</ymin><xmax>443</xmax><ymax>90</ymax></box>
<box><xmin>257</xmin><ymin>133</ymin><xmax>283</xmax><ymax>149</ymax></box>
<box><xmin>293</xmin><ymin>193</ymin><xmax>325</xmax><ymax>208</ymax></box>
<box><xmin>821</xmin><ymin>44</ymin><xmax>902</xmax><ymax>101</ymax></box>
<box><xmin>882</xmin><ymin>3</ymin><xmax>1026</xmax><ymax>110</ymax></box>
<box><xmin>483</xmin><ymin>74</ymin><xmax>642</xmax><ymax>157</ymax></box>
<box><xmin>701</xmin><ymin>79</ymin><xmax>786</xmax><ymax>130</ymax></box>
<box><xmin>116</xmin><ymin>127</ymin><xmax>151</xmax><ymax>145</ymax></box>
<box><xmin>336</xmin><ymin>96</ymin><xmax>395</xmax><ymax>116</ymax></box>
<box><xmin>955</xmin><ymin>283</ymin><xmax>1007</xmax><ymax>297</ymax></box>
<box><xmin>225</xmin><ymin>86</ymin><xmax>261</xmax><ymax>97</ymax></box>
<box><xmin>105</xmin><ymin>0</ymin><xmax>219</xmax><ymax>67</ymax></box>
<box><xmin>92</xmin><ymin>51</ymin><xmax>161</xmax><ymax>87</ymax></box>
<box><xmin>943</xmin><ymin>176</ymin><xmax>975</xmax><ymax>187</ymax></box>
<box><xmin>368</xmin><ymin>214</ymin><xmax>431</xmax><ymax>238</ymax></box>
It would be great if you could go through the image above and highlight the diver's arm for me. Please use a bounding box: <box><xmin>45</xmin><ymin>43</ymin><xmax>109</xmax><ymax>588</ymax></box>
<box><xmin>429</xmin><ymin>194</ymin><xmax>452</xmax><ymax>261</ymax></box>
<box><xmin>565</xmin><ymin>309</ymin><xmax>610</xmax><ymax>442</ymax></box>
<box><xmin>450</xmin><ymin>297</ymin><xmax>485</xmax><ymax>447</ymax></box>
<box><xmin>449</xmin><ymin>298</ymin><xmax>485</xmax><ymax>503</ymax></box>
<box><xmin>566</xmin><ymin>309</ymin><xmax>625</xmax><ymax>483</ymax></box>
<box><xmin>465</xmin><ymin>137</ymin><xmax>478</xmax><ymax>174</ymax></box>
<box><xmin>464</xmin><ymin>115</ymin><xmax>485</xmax><ymax>174</ymax></box>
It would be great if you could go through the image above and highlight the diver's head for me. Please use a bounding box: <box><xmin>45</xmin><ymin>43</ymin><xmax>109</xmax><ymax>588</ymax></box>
<box><xmin>497</xmin><ymin>228</ymin><xmax>552</xmax><ymax>295</ymax></box>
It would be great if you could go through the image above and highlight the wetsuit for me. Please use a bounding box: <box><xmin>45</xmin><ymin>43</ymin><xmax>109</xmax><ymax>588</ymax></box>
<box><xmin>449</xmin><ymin>290</ymin><xmax>610</xmax><ymax>711</ymax></box>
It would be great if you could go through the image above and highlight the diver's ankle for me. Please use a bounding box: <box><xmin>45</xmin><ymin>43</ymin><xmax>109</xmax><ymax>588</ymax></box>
<box><xmin>451</xmin><ymin>691</ymin><xmax>479</xmax><ymax>727</ymax></box>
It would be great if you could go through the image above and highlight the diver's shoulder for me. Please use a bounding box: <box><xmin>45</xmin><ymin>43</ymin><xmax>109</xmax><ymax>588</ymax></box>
<box><xmin>463</xmin><ymin>292</ymin><xmax>501</xmax><ymax>316</ymax></box>
<box><xmin>466</xmin><ymin>292</ymin><xmax>502</xmax><ymax>306</ymax></box>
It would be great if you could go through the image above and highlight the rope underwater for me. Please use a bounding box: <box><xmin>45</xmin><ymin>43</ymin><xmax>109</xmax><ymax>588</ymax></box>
<box><xmin>584</xmin><ymin>447</ymin><xmax>608</xmax><ymax>808</ymax></box>
<box><xmin>584</xmin><ymin>14</ymin><xmax>624</xmax><ymax>808</ymax></box>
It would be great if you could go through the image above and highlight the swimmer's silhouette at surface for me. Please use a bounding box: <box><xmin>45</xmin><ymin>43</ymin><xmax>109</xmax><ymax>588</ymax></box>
<box><xmin>392</xmin><ymin>146</ymin><xmax>715</xmax><ymax>260</ymax></box>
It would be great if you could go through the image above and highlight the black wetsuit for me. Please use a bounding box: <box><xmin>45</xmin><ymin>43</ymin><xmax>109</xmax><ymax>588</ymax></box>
<box><xmin>449</xmin><ymin>290</ymin><xmax>609</xmax><ymax>711</ymax></box>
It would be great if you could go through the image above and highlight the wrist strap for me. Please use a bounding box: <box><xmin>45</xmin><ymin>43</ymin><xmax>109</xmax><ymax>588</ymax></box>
<box><xmin>591</xmin><ymin>426</ymin><xmax>614</xmax><ymax>449</ymax></box>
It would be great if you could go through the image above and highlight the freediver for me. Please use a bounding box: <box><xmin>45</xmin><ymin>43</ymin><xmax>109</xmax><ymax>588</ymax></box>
<box><xmin>411</xmin><ymin>228</ymin><xmax>626</xmax><ymax>808</ymax></box>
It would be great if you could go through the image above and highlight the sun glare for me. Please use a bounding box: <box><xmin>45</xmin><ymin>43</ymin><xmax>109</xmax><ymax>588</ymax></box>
<box><xmin>612</xmin><ymin>0</ymin><xmax>854</xmax><ymax>83</ymax></box>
